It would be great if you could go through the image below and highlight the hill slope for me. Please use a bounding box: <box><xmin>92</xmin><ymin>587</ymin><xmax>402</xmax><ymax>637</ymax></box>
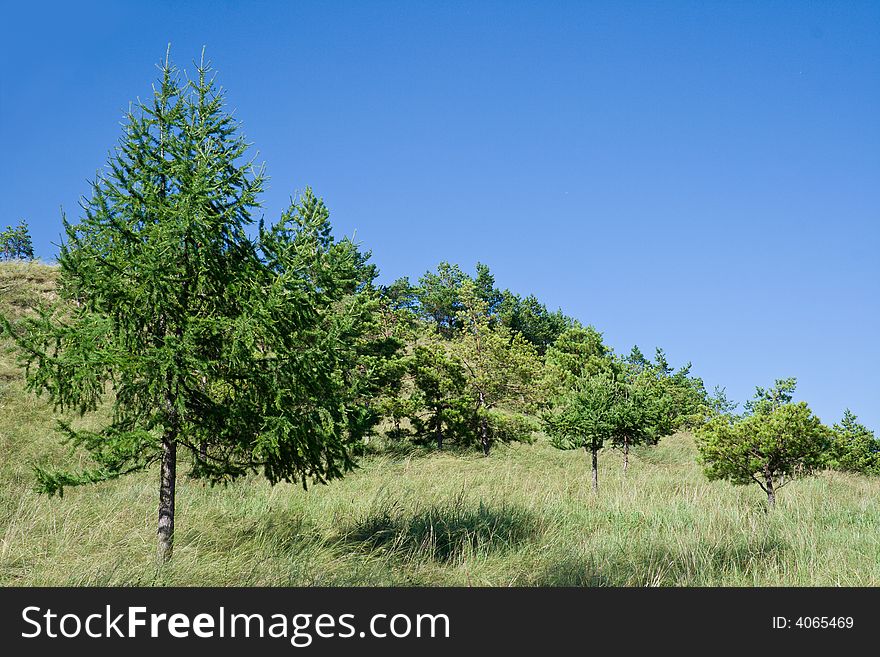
<box><xmin>2</xmin><ymin>262</ymin><xmax>879</xmax><ymax>586</ymax></box>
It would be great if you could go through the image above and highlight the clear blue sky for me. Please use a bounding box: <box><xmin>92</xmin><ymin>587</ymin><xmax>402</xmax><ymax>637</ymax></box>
<box><xmin>2</xmin><ymin>1</ymin><xmax>878</xmax><ymax>429</ymax></box>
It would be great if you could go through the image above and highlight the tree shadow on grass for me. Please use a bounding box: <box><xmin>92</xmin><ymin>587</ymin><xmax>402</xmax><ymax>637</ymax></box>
<box><xmin>341</xmin><ymin>494</ymin><xmax>540</xmax><ymax>563</ymax></box>
<box><xmin>358</xmin><ymin>437</ymin><xmax>495</xmax><ymax>462</ymax></box>
<box><xmin>189</xmin><ymin>507</ymin><xmax>323</xmax><ymax>557</ymax></box>
<box><xmin>534</xmin><ymin>532</ymin><xmax>790</xmax><ymax>586</ymax></box>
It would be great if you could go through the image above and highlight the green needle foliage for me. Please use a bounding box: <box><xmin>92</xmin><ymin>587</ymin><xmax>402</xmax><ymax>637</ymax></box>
<box><xmin>1</xmin><ymin>220</ymin><xmax>35</xmax><ymax>260</ymax></box>
<box><xmin>744</xmin><ymin>376</ymin><xmax>797</xmax><ymax>415</ymax></box>
<box><xmin>544</xmin><ymin>326</ymin><xmax>614</xmax><ymax>387</ymax></box>
<box><xmin>826</xmin><ymin>409</ymin><xmax>879</xmax><ymax>474</ymax></box>
<box><xmin>544</xmin><ymin>373</ymin><xmax>619</xmax><ymax>493</ymax></box>
<box><xmin>543</xmin><ymin>327</ymin><xmax>618</xmax><ymax>491</ymax></box>
<box><xmin>695</xmin><ymin>379</ymin><xmax>830</xmax><ymax>508</ymax></box>
<box><xmin>611</xmin><ymin>369</ymin><xmax>663</xmax><ymax>474</ymax></box>
<box><xmin>543</xmin><ymin>330</ymin><xmax>701</xmax><ymax>489</ymax></box>
<box><xmin>2</xmin><ymin>50</ymin><xmax>380</xmax><ymax>562</ymax></box>
<box><xmin>416</xmin><ymin>261</ymin><xmax>467</xmax><ymax>336</ymax></box>
<box><xmin>451</xmin><ymin>279</ymin><xmax>543</xmax><ymax>455</ymax></box>
<box><xmin>408</xmin><ymin>339</ymin><xmax>471</xmax><ymax>450</ymax></box>
<box><xmin>495</xmin><ymin>291</ymin><xmax>572</xmax><ymax>355</ymax></box>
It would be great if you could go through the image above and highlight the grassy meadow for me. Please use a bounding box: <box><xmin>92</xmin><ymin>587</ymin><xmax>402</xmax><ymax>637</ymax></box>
<box><xmin>2</xmin><ymin>262</ymin><xmax>879</xmax><ymax>586</ymax></box>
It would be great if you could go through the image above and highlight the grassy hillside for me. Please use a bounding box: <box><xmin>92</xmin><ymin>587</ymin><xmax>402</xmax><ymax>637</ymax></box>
<box><xmin>2</xmin><ymin>262</ymin><xmax>879</xmax><ymax>586</ymax></box>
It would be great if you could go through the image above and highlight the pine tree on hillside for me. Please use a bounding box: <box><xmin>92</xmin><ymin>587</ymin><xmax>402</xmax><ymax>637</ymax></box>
<box><xmin>15</xmin><ymin>220</ymin><xmax>35</xmax><ymax>260</ymax></box>
<box><xmin>2</xmin><ymin>50</ymin><xmax>379</xmax><ymax>562</ymax></box>
<box><xmin>1</xmin><ymin>220</ymin><xmax>35</xmax><ymax>260</ymax></box>
<box><xmin>695</xmin><ymin>379</ymin><xmax>829</xmax><ymax>508</ymax></box>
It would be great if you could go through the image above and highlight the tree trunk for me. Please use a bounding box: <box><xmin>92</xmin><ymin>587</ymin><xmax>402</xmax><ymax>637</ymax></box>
<box><xmin>480</xmin><ymin>417</ymin><xmax>490</xmax><ymax>456</ymax></box>
<box><xmin>586</xmin><ymin>444</ymin><xmax>598</xmax><ymax>493</ymax></box>
<box><xmin>477</xmin><ymin>390</ymin><xmax>490</xmax><ymax>456</ymax></box>
<box><xmin>436</xmin><ymin>418</ymin><xmax>443</xmax><ymax>451</ymax></box>
<box><xmin>198</xmin><ymin>375</ymin><xmax>208</xmax><ymax>465</ymax></box>
<box><xmin>765</xmin><ymin>469</ymin><xmax>776</xmax><ymax>509</ymax></box>
<box><xmin>157</xmin><ymin>433</ymin><xmax>177</xmax><ymax>563</ymax></box>
<box><xmin>623</xmin><ymin>436</ymin><xmax>630</xmax><ymax>475</ymax></box>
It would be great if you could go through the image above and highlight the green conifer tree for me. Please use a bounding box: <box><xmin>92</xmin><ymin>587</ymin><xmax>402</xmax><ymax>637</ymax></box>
<box><xmin>826</xmin><ymin>409</ymin><xmax>879</xmax><ymax>474</ymax></box>
<box><xmin>544</xmin><ymin>372</ymin><xmax>619</xmax><ymax>492</ymax></box>
<box><xmin>3</xmin><ymin>50</ymin><xmax>377</xmax><ymax>562</ymax></box>
<box><xmin>695</xmin><ymin>379</ymin><xmax>829</xmax><ymax>508</ymax></box>
<box><xmin>15</xmin><ymin>220</ymin><xmax>35</xmax><ymax>260</ymax></box>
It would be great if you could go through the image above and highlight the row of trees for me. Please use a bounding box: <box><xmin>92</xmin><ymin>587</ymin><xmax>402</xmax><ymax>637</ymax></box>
<box><xmin>2</xmin><ymin>51</ymin><xmax>875</xmax><ymax>563</ymax></box>
<box><xmin>395</xmin><ymin>275</ymin><xmax>878</xmax><ymax>508</ymax></box>
<box><xmin>1</xmin><ymin>220</ymin><xmax>34</xmax><ymax>260</ymax></box>
<box><xmin>364</xmin><ymin>257</ymin><xmax>708</xmax><ymax>477</ymax></box>
<box><xmin>335</xmin><ymin>256</ymin><xmax>880</xmax><ymax>511</ymax></box>
<box><xmin>365</xmin><ymin>242</ymin><xmax>880</xmax><ymax>512</ymax></box>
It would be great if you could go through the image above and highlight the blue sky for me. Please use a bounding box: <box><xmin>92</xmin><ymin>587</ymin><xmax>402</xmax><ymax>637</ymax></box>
<box><xmin>1</xmin><ymin>1</ymin><xmax>878</xmax><ymax>428</ymax></box>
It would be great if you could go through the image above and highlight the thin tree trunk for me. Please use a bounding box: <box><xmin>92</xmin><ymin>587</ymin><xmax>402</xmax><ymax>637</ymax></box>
<box><xmin>198</xmin><ymin>375</ymin><xmax>208</xmax><ymax>465</ymax></box>
<box><xmin>480</xmin><ymin>417</ymin><xmax>490</xmax><ymax>456</ymax></box>
<box><xmin>765</xmin><ymin>469</ymin><xmax>776</xmax><ymax>509</ymax></box>
<box><xmin>478</xmin><ymin>390</ymin><xmax>490</xmax><ymax>456</ymax></box>
<box><xmin>623</xmin><ymin>436</ymin><xmax>630</xmax><ymax>475</ymax></box>
<box><xmin>157</xmin><ymin>432</ymin><xmax>177</xmax><ymax>563</ymax></box>
<box><xmin>436</xmin><ymin>413</ymin><xmax>443</xmax><ymax>451</ymax></box>
<box><xmin>586</xmin><ymin>444</ymin><xmax>598</xmax><ymax>493</ymax></box>
<box><xmin>155</xmin><ymin>70</ymin><xmax>176</xmax><ymax>564</ymax></box>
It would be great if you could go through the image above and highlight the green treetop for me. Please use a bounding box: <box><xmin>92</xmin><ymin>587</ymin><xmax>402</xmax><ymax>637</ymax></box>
<box><xmin>826</xmin><ymin>409</ymin><xmax>879</xmax><ymax>475</ymax></box>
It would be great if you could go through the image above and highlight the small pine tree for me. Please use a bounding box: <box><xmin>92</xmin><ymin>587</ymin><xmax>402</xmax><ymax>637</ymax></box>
<box><xmin>15</xmin><ymin>220</ymin><xmax>35</xmax><ymax>260</ymax></box>
<box><xmin>1</xmin><ymin>220</ymin><xmax>35</xmax><ymax>260</ymax></box>
<box><xmin>544</xmin><ymin>372</ymin><xmax>619</xmax><ymax>492</ymax></box>
<box><xmin>826</xmin><ymin>410</ymin><xmax>879</xmax><ymax>475</ymax></box>
<box><xmin>542</xmin><ymin>327</ymin><xmax>619</xmax><ymax>491</ymax></box>
<box><xmin>695</xmin><ymin>380</ymin><xmax>829</xmax><ymax>508</ymax></box>
<box><xmin>612</xmin><ymin>367</ymin><xmax>665</xmax><ymax>474</ymax></box>
<box><xmin>416</xmin><ymin>261</ymin><xmax>467</xmax><ymax>336</ymax></box>
<box><xmin>408</xmin><ymin>339</ymin><xmax>471</xmax><ymax>450</ymax></box>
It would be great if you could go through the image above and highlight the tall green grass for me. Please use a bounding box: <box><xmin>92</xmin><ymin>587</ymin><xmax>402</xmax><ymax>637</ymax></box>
<box><xmin>2</xmin><ymin>262</ymin><xmax>879</xmax><ymax>586</ymax></box>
